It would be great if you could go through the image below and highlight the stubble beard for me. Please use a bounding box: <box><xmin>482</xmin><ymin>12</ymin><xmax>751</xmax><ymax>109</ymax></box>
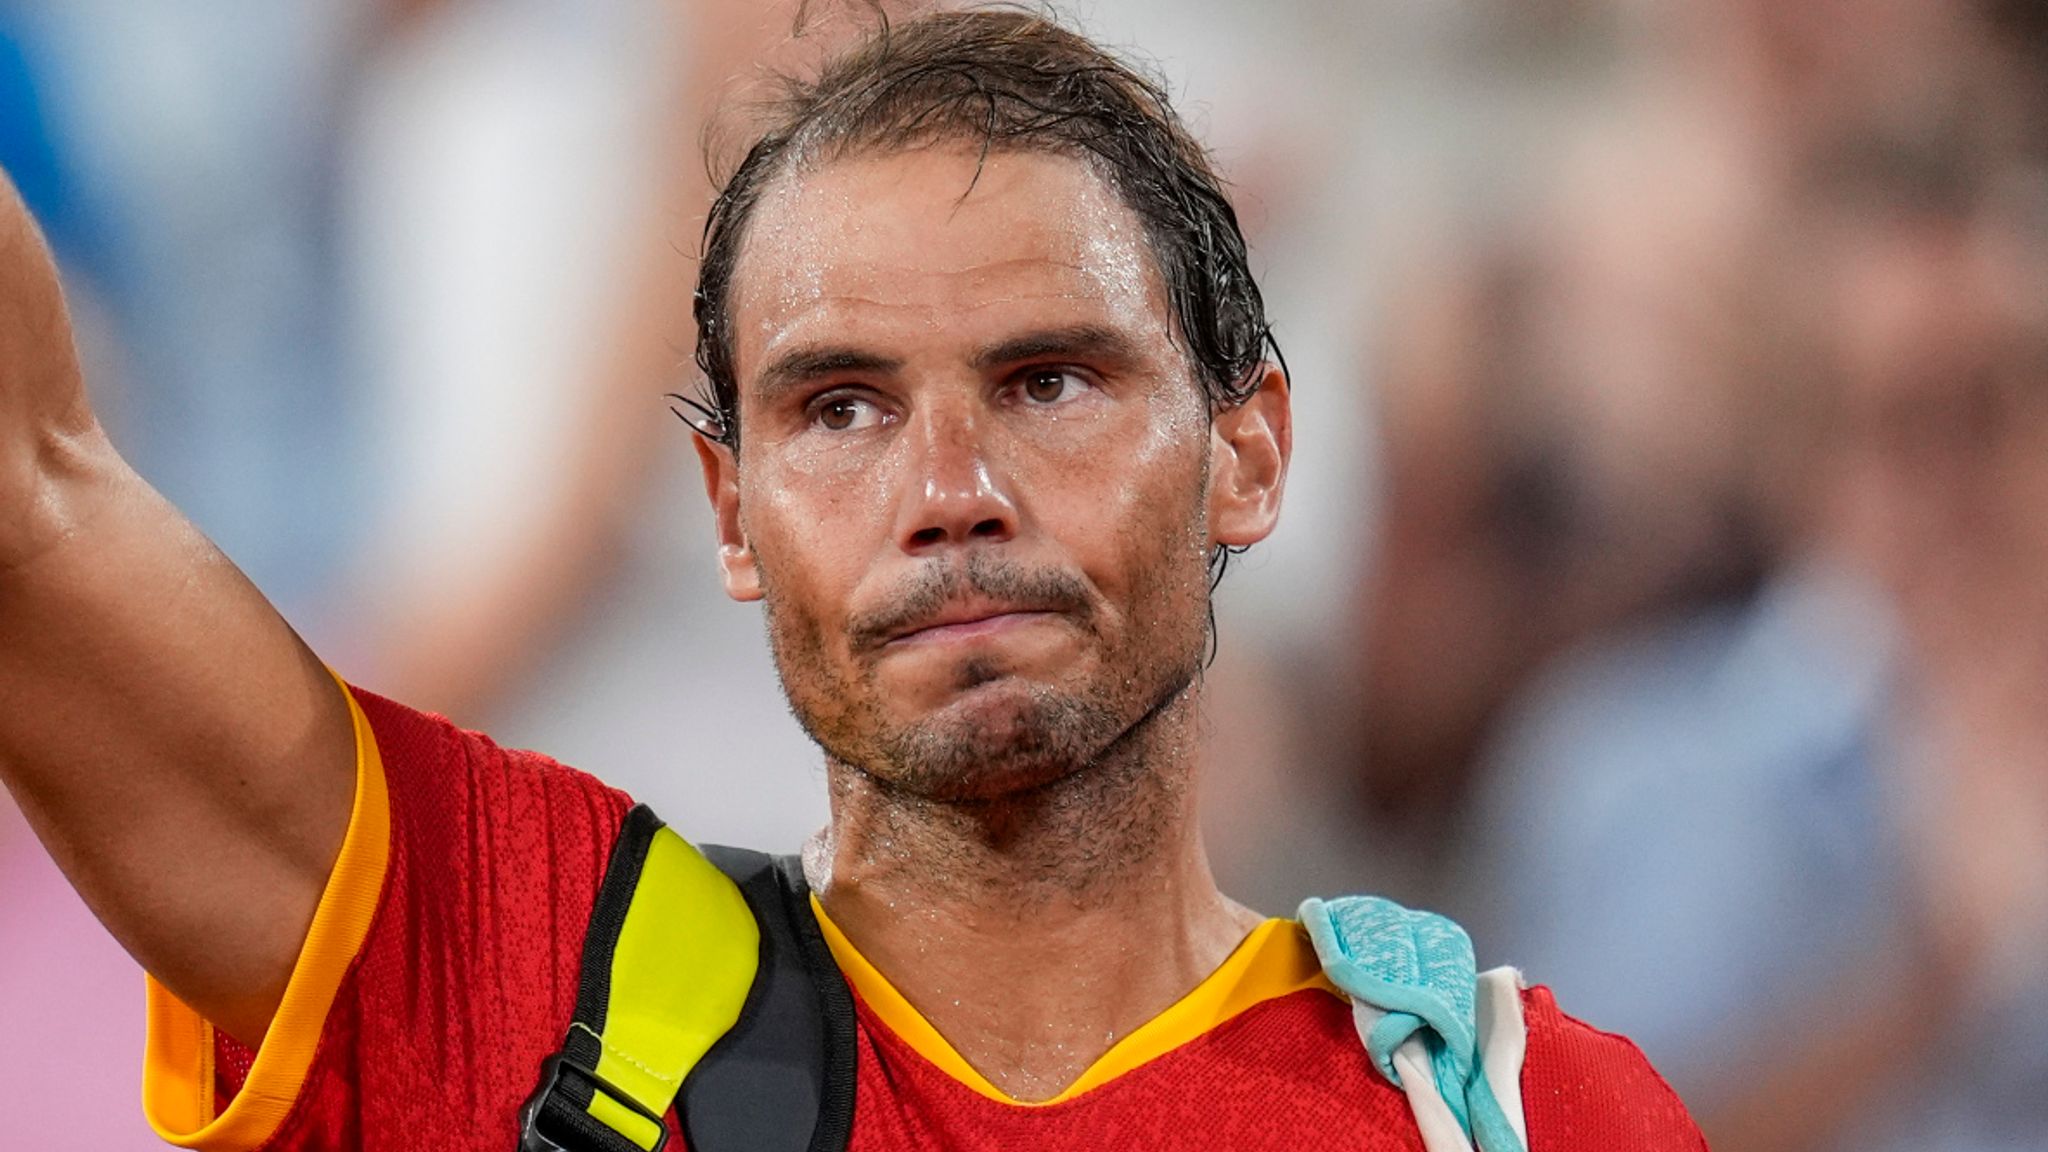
<box><xmin>760</xmin><ymin>539</ymin><xmax>1211</xmax><ymax>808</ymax></box>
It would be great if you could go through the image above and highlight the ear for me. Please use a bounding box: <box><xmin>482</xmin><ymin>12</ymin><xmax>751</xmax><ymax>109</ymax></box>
<box><xmin>693</xmin><ymin>434</ymin><xmax>763</xmax><ymax>602</ymax></box>
<box><xmin>1207</xmin><ymin>364</ymin><xmax>1292</xmax><ymax>549</ymax></box>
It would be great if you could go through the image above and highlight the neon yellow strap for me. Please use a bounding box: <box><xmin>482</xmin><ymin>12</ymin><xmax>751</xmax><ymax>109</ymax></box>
<box><xmin>583</xmin><ymin>826</ymin><xmax>760</xmax><ymax>1149</ymax></box>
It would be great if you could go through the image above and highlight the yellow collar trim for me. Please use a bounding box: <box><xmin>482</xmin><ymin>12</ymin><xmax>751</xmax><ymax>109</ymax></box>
<box><xmin>810</xmin><ymin>897</ymin><xmax>1337</xmax><ymax>1107</ymax></box>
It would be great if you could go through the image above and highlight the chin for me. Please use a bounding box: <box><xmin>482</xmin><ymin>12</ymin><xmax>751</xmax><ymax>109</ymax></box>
<box><xmin>879</xmin><ymin>676</ymin><xmax>1119</xmax><ymax>802</ymax></box>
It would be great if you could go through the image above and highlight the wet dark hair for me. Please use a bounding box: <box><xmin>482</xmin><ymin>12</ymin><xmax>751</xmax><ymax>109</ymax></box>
<box><xmin>677</xmin><ymin>5</ymin><xmax>1281</xmax><ymax>452</ymax></box>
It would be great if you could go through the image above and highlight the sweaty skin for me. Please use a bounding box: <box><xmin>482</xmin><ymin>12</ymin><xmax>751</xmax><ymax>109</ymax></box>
<box><xmin>695</xmin><ymin>145</ymin><xmax>1292</xmax><ymax>1101</ymax></box>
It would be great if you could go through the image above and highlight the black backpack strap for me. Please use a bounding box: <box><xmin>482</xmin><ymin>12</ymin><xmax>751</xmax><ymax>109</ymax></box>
<box><xmin>683</xmin><ymin>847</ymin><xmax>859</xmax><ymax>1152</ymax></box>
<box><xmin>516</xmin><ymin>808</ymin><xmax>857</xmax><ymax>1152</ymax></box>
<box><xmin>519</xmin><ymin>805</ymin><xmax>761</xmax><ymax>1152</ymax></box>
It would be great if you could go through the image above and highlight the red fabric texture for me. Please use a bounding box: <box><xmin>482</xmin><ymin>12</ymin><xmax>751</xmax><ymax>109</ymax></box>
<box><xmin>226</xmin><ymin>689</ymin><xmax>638</xmax><ymax>1149</ymax></box>
<box><xmin>843</xmin><ymin>985</ymin><xmax>1706</xmax><ymax>1151</ymax></box>
<box><xmin>224</xmin><ymin>693</ymin><xmax>1704</xmax><ymax>1151</ymax></box>
<box><xmin>1518</xmin><ymin>986</ymin><xmax>1708</xmax><ymax>1150</ymax></box>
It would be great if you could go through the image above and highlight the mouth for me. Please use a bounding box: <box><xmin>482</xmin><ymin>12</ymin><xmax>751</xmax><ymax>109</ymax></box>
<box><xmin>881</xmin><ymin>601</ymin><xmax>1067</xmax><ymax>648</ymax></box>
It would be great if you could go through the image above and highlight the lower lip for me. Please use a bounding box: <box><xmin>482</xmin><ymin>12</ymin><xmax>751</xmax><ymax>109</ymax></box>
<box><xmin>888</xmin><ymin>611</ymin><xmax>1062</xmax><ymax>647</ymax></box>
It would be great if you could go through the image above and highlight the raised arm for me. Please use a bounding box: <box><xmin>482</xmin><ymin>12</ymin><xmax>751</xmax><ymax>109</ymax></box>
<box><xmin>0</xmin><ymin>171</ymin><xmax>354</xmax><ymax>1046</ymax></box>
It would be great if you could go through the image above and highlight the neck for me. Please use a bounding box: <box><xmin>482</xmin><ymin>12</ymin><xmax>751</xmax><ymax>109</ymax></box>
<box><xmin>805</xmin><ymin>684</ymin><xmax>1261</xmax><ymax>1102</ymax></box>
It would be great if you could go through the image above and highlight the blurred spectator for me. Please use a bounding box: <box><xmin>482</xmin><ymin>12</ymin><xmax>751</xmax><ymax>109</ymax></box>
<box><xmin>1338</xmin><ymin>0</ymin><xmax>2022</xmax><ymax>857</ymax></box>
<box><xmin>1451</xmin><ymin>18</ymin><xmax>2048</xmax><ymax>1149</ymax></box>
<box><xmin>1343</xmin><ymin>77</ymin><xmax>1775</xmax><ymax>852</ymax></box>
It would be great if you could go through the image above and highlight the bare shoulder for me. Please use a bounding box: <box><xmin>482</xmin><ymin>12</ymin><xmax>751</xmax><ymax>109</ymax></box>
<box><xmin>1517</xmin><ymin>984</ymin><xmax>1708</xmax><ymax>1151</ymax></box>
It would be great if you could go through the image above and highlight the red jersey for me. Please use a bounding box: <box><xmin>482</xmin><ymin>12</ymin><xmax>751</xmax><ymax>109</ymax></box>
<box><xmin>140</xmin><ymin>685</ymin><xmax>1705</xmax><ymax>1151</ymax></box>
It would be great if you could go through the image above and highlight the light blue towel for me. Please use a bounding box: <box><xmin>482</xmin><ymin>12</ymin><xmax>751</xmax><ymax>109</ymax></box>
<box><xmin>1299</xmin><ymin>896</ymin><xmax>1526</xmax><ymax>1152</ymax></box>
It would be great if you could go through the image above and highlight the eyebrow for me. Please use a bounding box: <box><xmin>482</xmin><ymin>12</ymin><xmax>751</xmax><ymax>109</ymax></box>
<box><xmin>750</xmin><ymin>323</ymin><xmax>1145</xmax><ymax>403</ymax></box>
<box><xmin>753</xmin><ymin>347</ymin><xmax>904</xmax><ymax>405</ymax></box>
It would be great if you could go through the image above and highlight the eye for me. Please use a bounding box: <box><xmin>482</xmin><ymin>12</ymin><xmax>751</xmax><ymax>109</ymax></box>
<box><xmin>812</xmin><ymin>394</ymin><xmax>887</xmax><ymax>432</ymax></box>
<box><xmin>1018</xmin><ymin>368</ymin><xmax>1088</xmax><ymax>406</ymax></box>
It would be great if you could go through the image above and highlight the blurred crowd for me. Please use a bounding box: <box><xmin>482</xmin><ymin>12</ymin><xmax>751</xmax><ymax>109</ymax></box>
<box><xmin>3</xmin><ymin>0</ymin><xmax>2046</xmax><ymax>1148</ymax></box>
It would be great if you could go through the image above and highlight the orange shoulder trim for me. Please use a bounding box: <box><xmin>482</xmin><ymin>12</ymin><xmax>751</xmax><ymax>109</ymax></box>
<box><xmin>142</xmin><ymin>673</ymin><xmax>392</xmax><ymax>1151</ymax></box>
<box><xmin>812</xmin><ymin>899</ymin><xmax>1337</xmax><ymax>1107</ymax></box>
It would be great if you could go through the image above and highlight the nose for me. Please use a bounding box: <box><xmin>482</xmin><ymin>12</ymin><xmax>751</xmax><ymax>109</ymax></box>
<box><xmin>894</xmin><ymin>402</ymin><xmax>1018</xmax><ymax>554</ymax></box>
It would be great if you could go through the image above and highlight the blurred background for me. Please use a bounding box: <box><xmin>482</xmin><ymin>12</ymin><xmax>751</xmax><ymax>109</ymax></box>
<box><xmin>4</xmin><ymin>0</ymin><xmax>2047</xmax><ymax>1146</ymax></box>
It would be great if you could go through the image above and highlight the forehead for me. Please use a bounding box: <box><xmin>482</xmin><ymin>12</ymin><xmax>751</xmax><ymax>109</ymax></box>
<box><xmin>729</xmin><ymin>145</ymin><xmax>1172</xmax><ymax>385</ymax></box>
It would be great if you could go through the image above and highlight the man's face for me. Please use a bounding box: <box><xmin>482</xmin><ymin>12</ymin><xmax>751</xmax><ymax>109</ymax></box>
<box><xmin>1821</xmin><ymin>212</ymin><xmax>2048</xmax><ymax>631</ymax></box>
<box><xmin>701</xmin><ymin>145</ymin><xmax>1257</xmax><ymax>801</ymax></box>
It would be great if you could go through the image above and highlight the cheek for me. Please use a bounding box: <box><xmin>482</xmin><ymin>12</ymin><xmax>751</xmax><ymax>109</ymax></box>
<box><xmin>740</xmin><ymin>451</ymin><xmax>891</xmax><ymax>620</ymax></box>
<box><xmin>1029</xmin><ymin>398</ymin><xmax>1212</xmax><ymax>592</ymax></box>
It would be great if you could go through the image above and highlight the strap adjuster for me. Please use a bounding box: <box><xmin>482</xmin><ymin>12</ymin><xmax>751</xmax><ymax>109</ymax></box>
<box><xmin>519</xmin><ymin>1052</ymin><xmax>670</xmax><ymax>1152</ymax></box>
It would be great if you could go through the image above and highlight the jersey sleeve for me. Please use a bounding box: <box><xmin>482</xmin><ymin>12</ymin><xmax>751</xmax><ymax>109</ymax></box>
<box><xmin>1518</xmin><ymin>984</ymin><xmax>1709</xmax><ymax>1152</ymax></box>
<box><xmin>140</xmin><ymin>678</ymin><xmax>636</xmax><ymax>1151</ymax></box>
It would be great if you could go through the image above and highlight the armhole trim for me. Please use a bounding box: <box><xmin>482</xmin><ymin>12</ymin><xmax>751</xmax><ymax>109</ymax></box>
<box><xmin>142</xmin><ymin>671</ymin><xmax>393</xmax><ymax>1151</ymax></box>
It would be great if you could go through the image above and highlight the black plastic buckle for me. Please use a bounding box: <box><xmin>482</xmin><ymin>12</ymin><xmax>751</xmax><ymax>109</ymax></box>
<box><xmin>519</xmin><ymin>1052</ymin><xmax>670</xmax><ymax>1152</ymax></box>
